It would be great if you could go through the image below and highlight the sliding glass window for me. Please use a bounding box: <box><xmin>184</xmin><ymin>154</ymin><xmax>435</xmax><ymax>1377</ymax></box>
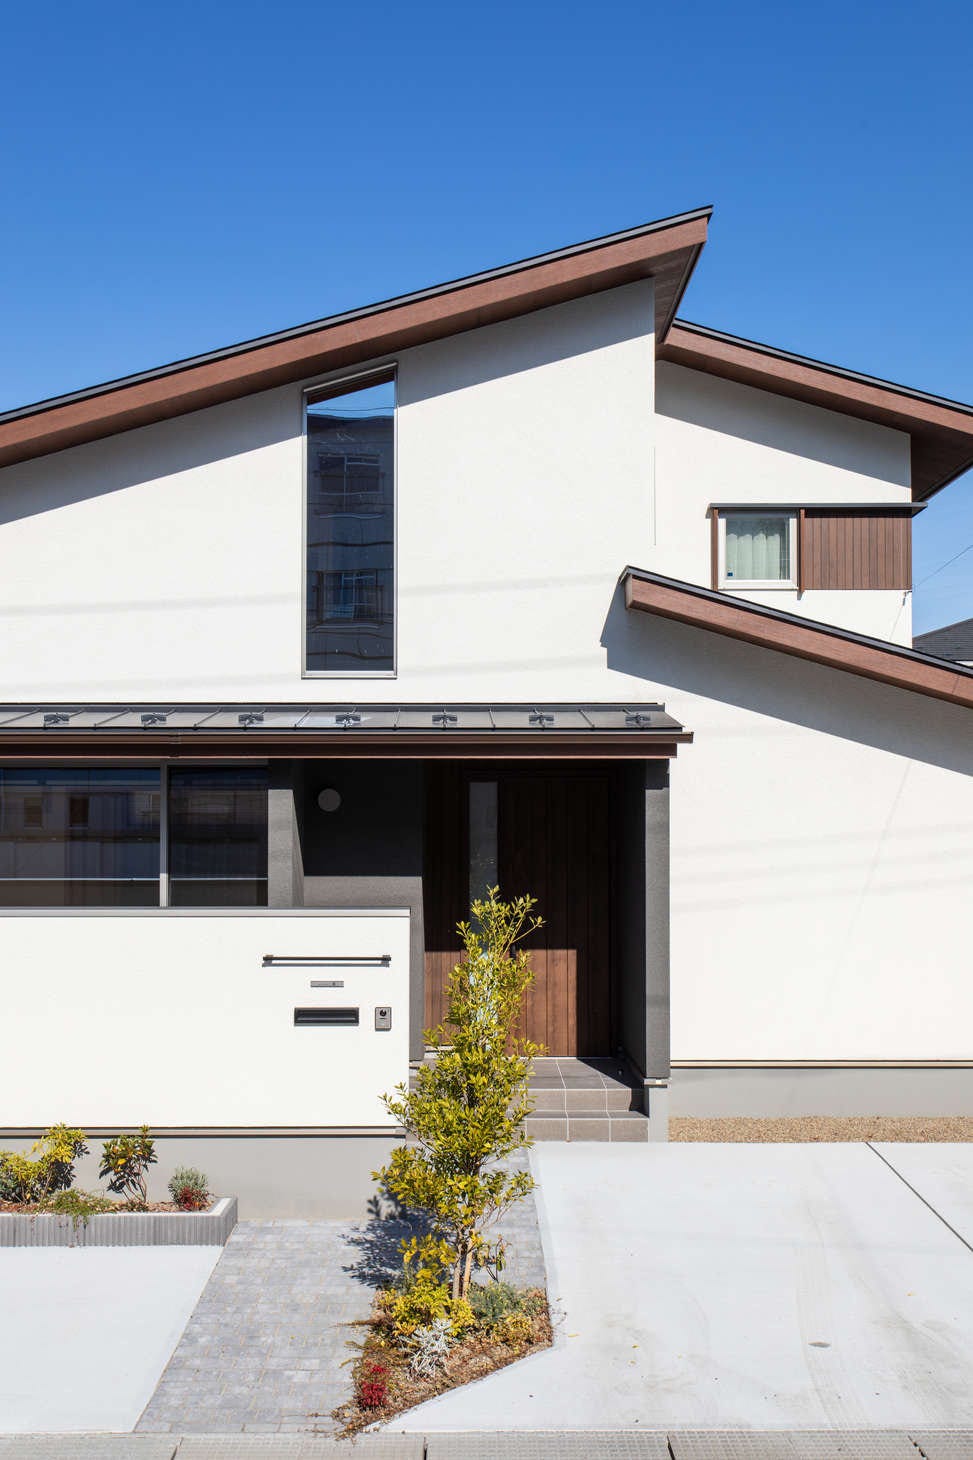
<box><xmin>306</xmin><ymin>375</ymin><xmax>395</xmax><ymax>673</ymax></box>
<box><xmin>0</xmin><ymin>766</ymin><xmax>268</xmax><ymax>907</ymax></box>
<box><xmin>168</xmin><ymin>767</ymin><xmax>268</xmax><ymax>906</ymax></box>
<box><xmin>0</xmin><ymin>768</ymin><xmax>161</xmax><ymax>906</ymax></box>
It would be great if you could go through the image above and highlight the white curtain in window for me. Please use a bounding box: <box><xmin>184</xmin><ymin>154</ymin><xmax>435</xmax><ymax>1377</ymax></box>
<box><xmin>725</xmin><ymin>514</ymin><xmax>790</xmax><ymax>581</ymax></box>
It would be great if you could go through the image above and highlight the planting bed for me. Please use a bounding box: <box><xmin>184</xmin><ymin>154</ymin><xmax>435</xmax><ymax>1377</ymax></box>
<box><xmin>0</xmin><ymin>1195</ymin><xmax>237</xmax><ymax>1246</ymax></box>
<box><xmin>331</xmin><ymin>1285</ymin><xmax>552</xmax><ymax>1436</ymax></box>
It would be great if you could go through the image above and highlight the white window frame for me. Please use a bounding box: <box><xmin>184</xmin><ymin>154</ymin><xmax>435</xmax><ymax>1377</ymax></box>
<box><xmin>717</xmin><ymin>510</ymin><xmax>799</xmax><ymax>590</ymax></box>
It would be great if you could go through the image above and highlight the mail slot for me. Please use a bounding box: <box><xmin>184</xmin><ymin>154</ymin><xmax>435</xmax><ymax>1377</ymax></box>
<box><xmin>293</xmin><ymin>1006</ymin><xmax>360</xmax><ymax>1027</ymax></box>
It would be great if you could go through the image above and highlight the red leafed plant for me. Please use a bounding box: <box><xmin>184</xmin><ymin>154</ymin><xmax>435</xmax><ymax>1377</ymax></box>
<box><xmin>167</xmin><ymin>1165</ymin><xmax>210</xmax><ymax>1212</ymax></box>
<box><xmin>357</xmin><ymin>1360</ymin><xmax>389</xmax><ymax>1409</ymax></box>
<box><xmin>174</xmin><ymin>1185</ymin><xmax>208</xmax><ymax>1211</ymax></box>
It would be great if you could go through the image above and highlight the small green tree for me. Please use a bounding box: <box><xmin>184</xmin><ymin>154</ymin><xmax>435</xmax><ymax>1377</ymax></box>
<box><xmin>378</xmin><ymin>889</ymin><xmax>543</xmax><ymax>1301</ymax></box>
<box><xmin>99</xmin><ymin>1126</ymin><xmax>156</xmax><ymax>1209</ymax></box>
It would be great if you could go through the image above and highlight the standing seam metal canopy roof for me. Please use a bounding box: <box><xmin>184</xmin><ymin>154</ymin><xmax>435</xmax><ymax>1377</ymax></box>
<box><xmin>0</xmin><ymin>703</ymin><xmax>686</xmax><ymax>734</ymax></box>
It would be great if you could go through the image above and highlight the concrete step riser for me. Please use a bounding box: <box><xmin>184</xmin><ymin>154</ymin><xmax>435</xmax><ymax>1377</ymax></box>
<box><xmin>526</xmin><ymin>1113</ymin><xmax>649</xmax><ymax>1142</ymax></box>
<box><xmin>529</xmin><ymin>1088</ymin><xmax>641</xmax><ymax>1114</ymax></box>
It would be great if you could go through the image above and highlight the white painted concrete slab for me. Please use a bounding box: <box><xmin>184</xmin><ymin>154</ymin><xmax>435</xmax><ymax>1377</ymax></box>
<box><xmin>871</xmin><ymin>1143</ymin><xmax>973</xmax><ymax>1249</ymax></box>
<box><xmin>401</xmin><ymin>1144</ymin><xmax>973</xmax><ymax>1432</ymax></box>
<box><xmin>0</xmin><ymin>1246</ymin><xmax>220</xmax><ymax>1432</ymax></box>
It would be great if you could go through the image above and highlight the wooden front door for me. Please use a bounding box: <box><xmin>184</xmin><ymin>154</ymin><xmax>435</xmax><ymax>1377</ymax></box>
<box><xmin>423</xmin><ymin>765</ymin><xmax>613</xmax><ymax>1055</ymax></box>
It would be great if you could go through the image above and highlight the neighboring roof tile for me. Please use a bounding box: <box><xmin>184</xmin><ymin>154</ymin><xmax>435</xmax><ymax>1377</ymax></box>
<box><xmin>914</xmin><ymin>617</ymin><xmax>973</xmax><ymax>662</ymax></box>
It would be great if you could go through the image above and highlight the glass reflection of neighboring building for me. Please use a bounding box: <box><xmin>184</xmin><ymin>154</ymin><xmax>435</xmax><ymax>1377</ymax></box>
<box><xmin>306</xmin><ymin>376</ymin><xmax>394</xmax><ymax>673</ymax></box>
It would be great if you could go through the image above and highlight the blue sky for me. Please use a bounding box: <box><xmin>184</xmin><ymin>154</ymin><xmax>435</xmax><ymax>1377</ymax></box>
<box><xmin>1</xmin><ymin>1</ymin><xmax>970</xmax><ymax>631</ymax></box>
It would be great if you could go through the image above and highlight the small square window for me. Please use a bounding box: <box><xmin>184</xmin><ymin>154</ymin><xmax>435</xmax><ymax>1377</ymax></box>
<box><xmin>718</xmin><ymin>511</ymin><xmax>798</xmax><ymax>589</ymax></box>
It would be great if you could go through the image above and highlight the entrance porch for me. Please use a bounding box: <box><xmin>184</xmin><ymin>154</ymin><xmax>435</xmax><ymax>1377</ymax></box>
<box><xmin>279</xmin><ymin>751</ymin><xmax>675</xmax><ymax>1131</ymax></box>
<box><xmin>0</xmin><ymin>701</ymin><xmax>687</xmax><ymax>1206</ymax></box>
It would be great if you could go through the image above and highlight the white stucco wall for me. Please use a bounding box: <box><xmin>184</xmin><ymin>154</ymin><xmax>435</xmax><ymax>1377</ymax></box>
<box><xmin>0</xmin><ymin>282</ymin><xmax>657</xmax><ymax>703</ymax></box>
<box><xmin>611</xmin><ymin>605</ymin><xmax>973</xmax><ymax>1061</ymax></box>
<box><xmin>0</xmin><ymin>282</ymin><xmax>967</xmax><ymax>1071</ymax></box>
<box><xmin>654</xmin><ymin>362</ymin><xmax>914</xmax><ymax>643</ymax></box>
<box><xmin>0</xmin><ymin>286</ymin><xmax>918</xmax><ymax>699</ymax></box>
<box><xmin>0</xmin><ymin>911</ymin><xmax>410</xmax><ymax>1127</ymax></box>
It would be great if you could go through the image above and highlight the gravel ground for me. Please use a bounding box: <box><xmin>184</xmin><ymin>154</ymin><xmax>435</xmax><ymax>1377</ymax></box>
<box><xmin>670</xmin><ymin>1115</ymin><xmax>973</xmax><ymax>1142</ymax></box>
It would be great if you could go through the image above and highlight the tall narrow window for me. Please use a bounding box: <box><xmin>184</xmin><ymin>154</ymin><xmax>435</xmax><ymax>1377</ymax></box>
<box><xmin>0</xmin><ymin>768</ymin><xmax>160</xmax><ymax>906</ymax></box>
<box><xmin>468</xmin><ymin>780</ymin><xmax>498</xmax><ymax>911</ymax></box>
<box><xmin>168</xmin><ymin>767</ymin><xmax>269</xmax><ymax>907</ymax></box>
<box><xmin>306</xmin><ymin>376</ymin><xmax>395</xmax><ymax>673</ymax></box>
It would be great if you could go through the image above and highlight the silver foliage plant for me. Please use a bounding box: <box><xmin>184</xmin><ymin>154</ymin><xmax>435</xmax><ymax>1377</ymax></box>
<box><xmin>409</xmin><ymin>1317</ymin><xmax>453</xmax><ymax>1377</ymax></box>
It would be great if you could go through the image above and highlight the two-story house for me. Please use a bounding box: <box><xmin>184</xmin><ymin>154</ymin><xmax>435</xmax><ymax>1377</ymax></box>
<box><xmin>1</xmin><ymin>207</ymin><xmax>971</xmax><ymax>1215</ymax></box>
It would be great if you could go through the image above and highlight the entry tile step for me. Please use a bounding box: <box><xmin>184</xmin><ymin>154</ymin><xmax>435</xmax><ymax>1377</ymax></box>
<box><xmin>524</xmin><ymin>1116</ymin><xmax>568</xmax><ymax>1140</ymax></box>
<box><xmin>525</xmin><ymin>1111</ymin><xmax>649</xmax><ymax>1141</ymax></box>
<box><xmin>425</xmin><ymin>1435</ymin><xmax>671</xmax><ymax>1458</ymax></box>
<box><xmin>529</xmin><ymin>1087</ymin><xmax>640</xmax><ymax>1114</ymax></box>
<box><xmin>608</xmin><ymin>1112</ymin><xmax>651</xmax><ymax>1141</ymax></box>
<box><xmin>564</xmin><ymin>1116</ymin><xmax>611</xmax><ymax>1141</ymax></box>
<box><xmin>668</xmin><ymin>1432</ymin><xmax>918</xmax><ymax>1459</ymax></box>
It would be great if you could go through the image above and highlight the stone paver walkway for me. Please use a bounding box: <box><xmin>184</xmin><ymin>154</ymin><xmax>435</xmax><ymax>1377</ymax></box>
<box><xmin>137</xmin><ymin>1160</ymin><xmax>545</xmax><ymax>1437</ymax></box>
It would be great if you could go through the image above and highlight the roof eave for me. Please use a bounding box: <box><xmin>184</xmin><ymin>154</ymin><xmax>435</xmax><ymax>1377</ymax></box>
<box><xmin>623</xmin><ymin>566</ymin><xmax>973</xmax><ymax>710</ymax></box>
<box><xmin>659</xmin><ymin>320</ymin><xmax>973</xmax><ymax>501</ymax></box>
<box><xmin>0</xmin><ymin>208</ymin><xmax>711</xmax><ymax>470</ymax></box>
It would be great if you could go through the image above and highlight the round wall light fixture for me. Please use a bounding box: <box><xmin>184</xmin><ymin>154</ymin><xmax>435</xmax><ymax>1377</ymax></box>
<box><xmin>317</xmin><ymin>787</ymin><xmax>342</xmax><ymax>813</ymax></box>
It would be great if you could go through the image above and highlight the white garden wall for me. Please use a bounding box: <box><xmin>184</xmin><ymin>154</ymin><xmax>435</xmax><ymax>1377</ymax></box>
<box><xmin>0</xmin><ymin>910</ymin><xmax>410</xmax><ymax>1128</ymax></box>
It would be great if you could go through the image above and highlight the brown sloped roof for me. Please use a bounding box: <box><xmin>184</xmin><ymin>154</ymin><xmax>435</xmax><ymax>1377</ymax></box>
<box><xmin>0</xmin><ymin>209</ymin><xmax>711</xmax><ymax>469</ymax></box>
<box><xmin>623</xmin><ymin>567</ymin><xmax>973</xmax><ymax>710</ymax></box>
<box><xmin>4</xmin><ymin>211</ymin><xmax>972</xmax><ymax>501</ymax></box>
<box><xmin>659</xmin><ymin>321</ymin><xmax>973</xmax><ymax>501</ymax></box>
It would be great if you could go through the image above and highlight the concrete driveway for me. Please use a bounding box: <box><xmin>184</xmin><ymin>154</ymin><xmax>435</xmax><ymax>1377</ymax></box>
<box><xmin>0</xmin><ymin>1246</ymin><xmax>220</xmax><ymax>1432</ymax></box>
<box><xmin>402</xmin><ymin>1142</ymin><xmax>973</xmax><ymax>1432</ymax></box>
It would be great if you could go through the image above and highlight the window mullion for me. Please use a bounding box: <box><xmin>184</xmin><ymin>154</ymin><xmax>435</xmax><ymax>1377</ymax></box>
<box><xmin>159</xmin><ymin>762</ymin><xmax>169</xmax><ymax>908</ymax></box>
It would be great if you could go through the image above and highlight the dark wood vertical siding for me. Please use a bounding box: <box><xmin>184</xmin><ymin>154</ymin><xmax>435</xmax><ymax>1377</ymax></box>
<box><xmin>801</xmin><ymin>510</ymin><xmax>911</xmax><ymax>590</ymax></box>
<box><xmin>423</xmin><ymin>765</ymin><xmax>614</xmax><ymax>1056</ymax></box>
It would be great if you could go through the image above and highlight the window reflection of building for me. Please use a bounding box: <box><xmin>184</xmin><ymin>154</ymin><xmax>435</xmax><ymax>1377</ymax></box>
<box><xmin>305</xmin><ymin>377</ymin><xmax>394</xmax><ymax>673</ymax></box>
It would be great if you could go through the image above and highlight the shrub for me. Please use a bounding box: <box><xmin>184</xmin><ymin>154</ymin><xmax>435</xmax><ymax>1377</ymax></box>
<box><xmin>167</xmin><ymin>1165</ymin><xmax>210</xmax><ymax>1211</ymax></box>
<box><xmin>496</xmin><ymin>1309</ymin><xmax>533</xmax><ymax>1349</ymax></box>
<box><xmin>39</xmin><ymin>1189</ymin><xmax>115</xmax><ymax>1224</ymax></box>
<box><xmin>519</xmin><ymin>1287</ymin><xmax>547</xmax><ymax>1317</ymax></box>
<box><xmin>388</xmin><ymin>1234</ymin><xmax>475</xmax><ymax>1336</ymax></box>
<box><xmin>357</xmin><ymin>1359</ymin><xmax>389</xmax><ymax>1410</ymax></box>
<box><xmin>409</xmin><ymin>1316</ymin><xmax>453</xmax><ymax>1377</ymax></box>
<box><xmin>0</xmin><ymin>1125</ymin><xmax>88</xmax><ymax>1203</ymax></box>
<box><xmin>467</xmin><ymin>1281</ymin><xmax>523</xmax><ymax>1329</ymax></box>
<box><xmin>389</xmin><ymin>1274</ymin><xmax>451</xmax><ymax>1336</ymax></box>
<box><xmin>377</xmin><ymin>889</ymin><xmax>542</xmax><ymax>1300</ymax></box>
<box><xmin>0</xmin><ymin>1162</ymin><xmax>20</xmax><ymax>1203</ymax></box>
<box><xmin>99</xmin><ymin>1126</ymin><xmax>156</xmax><ymax>1209</ymax></box>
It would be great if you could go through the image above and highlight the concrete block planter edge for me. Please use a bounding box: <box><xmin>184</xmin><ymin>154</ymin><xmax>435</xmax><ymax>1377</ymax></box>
<box><xmin>0</xmin><ymin>1195</ymin><xmax>238</xmax><ymax>1248</ymax></box>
